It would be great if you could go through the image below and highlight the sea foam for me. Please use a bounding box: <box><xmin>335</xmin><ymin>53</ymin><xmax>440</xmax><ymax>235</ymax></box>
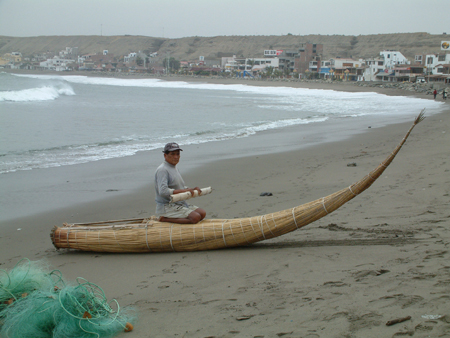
<box><xmin>0</xmin><ymin>83</ymin><xmax>75</xmax><ymax>102</ymax></box>
<box><xmin>13</xmin><ymin>73</ymin><xmax>440</xmax><ymax>113</ymax></box>
<box><xmin>2</xmin><ymin>73</ymin><xmax>445</xmax><ymax>174</ymax></box>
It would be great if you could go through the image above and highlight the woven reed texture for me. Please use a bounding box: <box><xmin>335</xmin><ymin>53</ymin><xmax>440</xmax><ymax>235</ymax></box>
<box><xmin>50</xmin><ymin>111</ymin><xmax>425</xmax><ymax>253</ymax></box>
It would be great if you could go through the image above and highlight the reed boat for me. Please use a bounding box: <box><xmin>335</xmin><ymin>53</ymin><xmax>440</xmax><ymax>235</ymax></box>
<box><xmin>50</xmin><ymin>111</ymin><xmax>425</xmax><ymax>253</ymax></box>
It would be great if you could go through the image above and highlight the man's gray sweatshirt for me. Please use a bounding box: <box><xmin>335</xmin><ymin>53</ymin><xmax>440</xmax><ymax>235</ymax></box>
<box><xmin>154</xmin><ymin>161</ymin><xmax>188</xmax><ymax>215</ymax></box>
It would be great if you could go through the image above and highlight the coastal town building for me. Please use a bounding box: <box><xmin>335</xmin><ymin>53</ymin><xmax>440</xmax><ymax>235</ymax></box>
<box><xmin>252</xmin><ymin>44</ymin><xmax>324</xmax><ymax>75</ymax></box>
<box><xmin>315</xmin><ymin>60</ymin><xmax>332</xmax><ymax>78</ymax></box>
<box><xmin>295</xmin><ymin>43</ymin><xmax>324</xmax><ymax>74</ymax></box>
<box><xmin>247</xmin><ymin>57</ymin><xmax>280</xmax><ymax>72</ymax></box>
<box><xmin>3</xmin><ymin>52</ymin><xmax>22</xmax><ymax>63</ymax></box>
<box><xmin>39</xmin><ymin>56</ymin><xmax>75</xmax><ymax>71</ymax></box>
<box><xmin>413</xmin><ymin>53</ymin><xmax>450</xmax><ymax>82</ymax></box>
<box><xmin>371</xmin><ymin>52</ymin><xmax>450</xmax><ymax>83</ymax></box>
<box><xmin>328</xmin><ymin>58</ymin><xmax>362</xmax><ymax>81</ymax></box>
<box><xmin>221</xmin><ymin>56</ymin><xmax>239</xmax><ymax>71</ymax></box>
<box><xmin>2</xmin><ymin>41</ymin><xmax>449</xmax><ymax>84</ymax></box>
<box><xmin>0</xmin><ymin>56</ymin><xmax>9</xmax><ymax>66</ymax></box>
<box><xmin>198</xmin><ymin>58</ymin><xmax>221</xmax><ymax>68</ymax></box>
<box><xmin>379</xmin><ymin>50</ymin><xmax>409</xmax><ymax>70</ymax></box>
<box><xmin>361</xmin><ymin>58</ymin><xmax>385</xmax><ymax>81</ymax></box>
<box><xmin>222</xmin><ymin>55</ymin><xmax>280</xmax><ymax>74</ymax></box>
<box><xmin>59</xmin><ymin>47</ymin><xmax>79</xmax><ymax>60</ymax></box>
<box><xmin>278</xmin><ymin>49</ymin><xmax>299</xmax><ymax>73</ymax></box>
<box><xmin>124</xmin><ymin>52</ymin><xmax>137</xmax><ymax>64</ymax></box>
<box><xmin>376</xmin><ymin>64</ymin><xmax>426</xmax><ymax>82</ymax></box>
<box><xmin>220</xmin><ymin>44</ymin><xmax>322</xmax><ymax>76</ymax></box>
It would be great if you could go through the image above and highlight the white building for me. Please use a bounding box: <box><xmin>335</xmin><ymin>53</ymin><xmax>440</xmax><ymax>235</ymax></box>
<box><xmin>309</xmin><ymin>59</ymin><xmax>331</xmax><ymax>72</ymax></box>
<box><xmin>362</xmin><ymin>58</ymin><xmax>386</xmax><ymax>81</ymax></box>
<box><xmin>222</xmin><ymin>55</ymin><xmax>279</xmax><ymax>72</ymax></box>
<box><xmin>330</xmin><ymin>58</ymin><xmax>362</xmax><ymax>69</ymax></box>
<box><xmin>59</xmin><ymin>47</ymin><xmax>79</xmax><ymax>59</ymax></box>
<box><xmin>245</xmin><ymin>57</ymin><xmax>279</xmax><ymax>72</ymax></box>
<box><xmin>124</xmin><ymin>52</ymin><xmax>137</xmax><ymax>64</ymax></box>
<box><xmin>379</xmin><ymin>50</ymin><xmax>409</xmax><ymax>70</ymax></box>
<box><xmin>420</xmin><ymin>53</ymin><xmax>450</xmax><ymax>75</ymax></box>
<box><xmin>40</xmin><ymin>56</ymin><xmax>74</xmax><ymax>71</ymax></box>
<box><xmin>221</xmin><ymin>56</ymin><xmax>237</xmax><ymax>71</ymax></box>
<box><xmin>360</xmin><ymin>51</ymin><xmax>410</xmax><ymax>81</ymax></box>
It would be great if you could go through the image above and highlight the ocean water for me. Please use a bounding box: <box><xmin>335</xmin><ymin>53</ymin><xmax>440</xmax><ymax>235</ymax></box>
<box><xmin>0</xmin><ymin>72</ymin><xmax>444</xmax><ymax>175</ymax></box>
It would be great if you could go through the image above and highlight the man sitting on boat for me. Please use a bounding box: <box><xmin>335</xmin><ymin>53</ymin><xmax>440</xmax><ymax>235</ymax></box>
<box><xmin>155</xmin><ymin>142</ymin><xmax>207</xmax><ymax>224</ymax></box>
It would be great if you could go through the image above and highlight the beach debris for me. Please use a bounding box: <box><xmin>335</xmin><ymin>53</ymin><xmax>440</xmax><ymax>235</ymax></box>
<box><xmin>236</xmin><ymin>315</ymin><xmax>254</xmax><ymax>321</ymax></box>
<box><xmin>421</xmin><ymin>314</ymin><xmax>443</xmax><ymax>320</ymax></box>
<box><xmin>347</xmin><ymin>162</ymin><xmax>357</xmax><ymax>167</ymax></box>
<box><xmin>260</xmin><ymin>192</ymin><xmax>273</xmax><ymax>196</ymax></box>
<box><xmin>386</xmin><ymin>315</ymin><xmax>411</xmax><ymax>326</ymax></box>
<box><xmin>0</xmin><ymin>258</ymin><xmax>137</xmax><ymax>338</ymax></box>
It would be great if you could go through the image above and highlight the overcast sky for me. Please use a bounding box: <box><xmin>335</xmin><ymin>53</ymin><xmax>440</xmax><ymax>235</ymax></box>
<box><xmin>0</xmin><ymin>0</ymin><xmax>448</xmax><ymax>38</ymax></box>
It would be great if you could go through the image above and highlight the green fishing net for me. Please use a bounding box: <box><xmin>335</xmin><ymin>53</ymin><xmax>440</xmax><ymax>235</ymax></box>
<box><xmin>0</xmin><ymin>258</ymin><xmax>60</xmax><ymax>310</ymax></box>
<box><xmin>0</xmin><ymin>259</ymin><xmax>137</xmax><ymax>338</ymax></box>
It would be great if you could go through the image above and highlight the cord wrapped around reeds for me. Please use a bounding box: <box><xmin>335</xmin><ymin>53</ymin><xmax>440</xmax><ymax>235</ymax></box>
<box><xmin>50</xmin><ymin>110</ymin><xmax>426</xmax><ymax>253</ymax></box>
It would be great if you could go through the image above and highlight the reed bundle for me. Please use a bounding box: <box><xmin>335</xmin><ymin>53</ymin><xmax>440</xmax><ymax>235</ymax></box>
<box><xmin>50</xmin><ymin>111</ymin><xmax>426</xmax><ymax>253</ymax></box>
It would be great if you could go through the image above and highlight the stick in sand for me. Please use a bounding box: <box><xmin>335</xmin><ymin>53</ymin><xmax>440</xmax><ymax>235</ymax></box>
<box><xmin>386</xmin><ymin>316</ymin><xmax>411</xmax><ymax>326</ymax></box>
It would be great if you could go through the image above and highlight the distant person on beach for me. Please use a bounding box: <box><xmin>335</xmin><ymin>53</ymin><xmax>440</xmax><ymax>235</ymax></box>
<box><xmin>443</xmin><ymin>88</ymin><xmax>448</xmax><ymax>100</ymax></box>
<box><xmin>155</xmin><ymin>142</ymin><xmax>206</xmax><ymax>224</ymax></box>
<box><xmin>433</xmin><ymin>89</ymin><xmax>437</xmax><ymax>99</ymax></box>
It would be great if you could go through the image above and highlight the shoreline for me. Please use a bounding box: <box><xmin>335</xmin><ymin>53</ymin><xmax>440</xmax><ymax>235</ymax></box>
<box><xmin>5</xmin><ymin>68</ymin><xmax>447</xmax><ymax>98</ymax></box>
<box><xmin>1</xmin><ymin>75</ymin><xmax>449</xmax><ymax>337</ymax></box>
<box><xmin>0</xmin><ymin>103</ymin><xmax>443</xmax><ymax>224</ymax></box>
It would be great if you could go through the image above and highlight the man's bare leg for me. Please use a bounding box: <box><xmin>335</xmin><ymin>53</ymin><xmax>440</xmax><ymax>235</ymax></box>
<box><xmin>195</xmin><ymin>208</ymin><xmax>206</xmax><ymax>221</ymax></box>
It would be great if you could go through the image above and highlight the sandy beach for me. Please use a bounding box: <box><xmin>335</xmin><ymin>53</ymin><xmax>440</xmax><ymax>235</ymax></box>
<box><xmin>1</xmin><ymin>76</ymin><xmax>449</xmax><ymax>337</ymax></box>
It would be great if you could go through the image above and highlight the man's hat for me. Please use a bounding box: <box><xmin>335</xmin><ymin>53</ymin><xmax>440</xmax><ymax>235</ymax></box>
<box><xmin>163</xmin><ymin>142</ymin><xmax>183</xmax><ymax>153</ymax></box>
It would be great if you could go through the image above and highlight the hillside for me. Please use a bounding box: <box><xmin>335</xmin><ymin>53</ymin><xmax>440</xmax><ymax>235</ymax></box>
<box><xmin>0</xmin><ymin>33</ymin><xmax>447</xmax><ymax>62</ymax></box>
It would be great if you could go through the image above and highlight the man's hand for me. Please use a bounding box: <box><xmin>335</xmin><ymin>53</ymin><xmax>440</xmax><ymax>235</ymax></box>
<box><xmin>172</xmin><ymin>187</ymin><xmax>203</xmax><ymax>197</ymax></box>
<box><xmin>186</xmin><ymin>187</ymin><xmax>202</xmax><ymax>197</ymax></box>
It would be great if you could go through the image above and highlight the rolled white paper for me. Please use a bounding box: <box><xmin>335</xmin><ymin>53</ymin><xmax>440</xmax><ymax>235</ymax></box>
<box><xmin>170</xmin><ymin>186</ymin><xmax>212</xmax><ymax>203</ymax></box>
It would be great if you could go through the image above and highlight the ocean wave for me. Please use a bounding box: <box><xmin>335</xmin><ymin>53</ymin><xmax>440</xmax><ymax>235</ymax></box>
<box><xmin>2</xmin><ymin>73</ymin><xmax>446</xmax><ymax>174</ymax></box>
<box><xmin>246</xmin><ymin>116</ymin><xmax>328</xmax><ymax>133</ymax></box>
<box><xmin>179</xmin><ymin>117</ymin><xmax>329</xmax><ymax>147</ymax></box>
<box><xmin>0</xmin><ymin>116</ymin><xmax>327</xmax><ymax>174</ymax></box>
<box><xmin>0</xmin><ymin>83</ymin><xmax>75</xmax><ymax>102</ymax></box>
<box><xmin>12</xmin><ymin>73</ymin><xmax>445</xmax><ymax>108</ymax></box>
